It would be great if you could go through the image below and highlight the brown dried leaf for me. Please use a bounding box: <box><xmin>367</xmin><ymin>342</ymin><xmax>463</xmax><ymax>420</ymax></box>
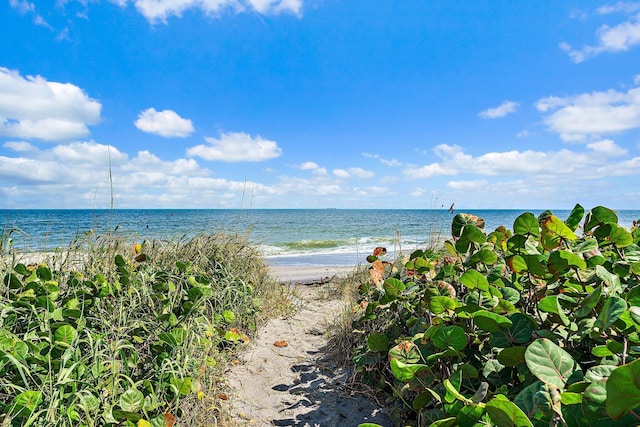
<box><xmin>273</xmin><ymin>340</ymin><xmax>289</xmax><ymax>348</ymax></box>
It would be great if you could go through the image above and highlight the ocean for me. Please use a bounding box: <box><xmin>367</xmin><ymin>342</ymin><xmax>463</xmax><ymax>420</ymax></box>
<box><xmin>1</xmin><ymin>209</ymin><xmax>639</xmax><ymax>266</ymax></box>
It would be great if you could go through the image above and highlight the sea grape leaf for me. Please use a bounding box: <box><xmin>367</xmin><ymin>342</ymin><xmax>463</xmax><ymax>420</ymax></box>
<box><xmin>390</xmin><ymin>359</ymin><xmax>429</xmax><ymax>382</ymax></box>
<box><xmin>457</xmin><ymin>403</ymin><xmax>485</xmax><ymax>427</ymax></box>
<box><xmin>525</xmin><ymin>338</ymin><xmax>581</xmax><ymax>389</ymax></box>
<box><xmin>576</xmin><ymin>285</ymin><xmax>602</xmax><ymax>318</ymax></box>
<box><xmin>389</xmin><ymin>341</ymin><xmax>421</xmax><ymax>364</ymax></box>
<box><xmin>367</xmin><ymin>333</ymin><xmax>389</xmax><ymax>353</ymax></box>
<box><xmin>466</xmin><ymin>248</ymin><xmax>498</xmax><ymax>266</ymax></box>
<box><xmin>539</xmin><ymin>213</ymin><xmax>578</xmax><ymax>240</ymax></box>
<box><xmin>500</xmin><ymin>287</ymin><xmax>521</xmax><ymax>304</ymax></box>
<box><xmin>428</xmin><ymin>296</ymin><xmax>458</xmax><ymax>314</ymax></box>
<box><xmin>460</xmin><ymin>269</ymin><xmax>489</xmax><ymax>291</ymax></box>
<box><xmin>486</xmin><ymin>396</ymin><xmax>534</xmax><ymax>427</ymax></box>
<box><xmin>507</xmin><ymin>235</ymin><xmax>528</xmax><ymax>253</ymax></box>
<box><xmin>120</xmin><ymin>388</ymin><xmax>144</xmax><ymax>413</ymax></box>
<box><xmin>507</xmin><ymin>255</ymin><xmax>527</xmax><ymax>274</ymax></box>
<box><xmin>583</xmin><ymin>378</ymin><xmax>607</xmax><ymax>418</ymax></box>
<box><xmin>547</xmin><ymin>250</ymin><xmax>586</xmax><ymax>275</ymax></box>
<box><xmin>513</xmin><ymin>212</ymin><xmax>540</xmax><ymax>237</ymax></box>
<box><xmin>605</xmin><ymin>359</ymin><xmax>640</xmax><ymax>419</ymax></box>
<box><xmin>462</xmin><ymin>224</ymin><xmax>487</xmax><ymax>244</ymax></box>
<box><xmin>170</xmin><ymin>376</ymin><xmax>192</xmax><ymax>396</ymax></box>
<box><xmin>609</xmin><ymin>225</ymin><xmax>633</xmax><ymax>248</ymax></box>
<box><xmin>538</xmin><ymin>295</ymin><xmax>570</xmax><ymax>326</ymax></box>
<box><xmin>596</xmin><ymin>265</ymin><xmax>622</xmax><ymax>293</ymax></box>
<box><xmin>534</xmin><ymin>383</ymin><xmax>562</xmax><ymax>418</ymax></box>
<box><xmin>595</xmin><ymin>296</ymin><xmax>627</xmax><ymax>331</ymax></box>
<box><xmin>54</xmin><ymin>324</ymin><xmax>77</xmax><ymax>347</ymax></box>
<box><xmin>585</xmin><ymin>365</ymin><xmax>617</xmax><ymax>383</ymax></box>
<box><xmin>584</xmin><ymin>206</ymin><xmax>619</xmax><ymax>232</ymax></box>
<box><xmin>432</xmin><ymin>325</ymin><xmax>467</xmax><ymax>351</ymax></box>
<box><xmin>473</xmin><ymin>310</ymin><xmax>512</xmax><ymax>333</ymax></box>
<box><xmin>565</xmin><ymin>203</ymin><xmax>585</xmax><ymax>231</ymax></box>
<box><xmin>383</xmin><ymin>278</ymin><xmax>405</xmax><ymax>300</ymax></box>
<box><xmin>498</xmin><ymin>346</ymin><xmax>526</xmax><ymax>367</ymax></box>
<box><xmin>11</xmin><ymin>391</ymin><xmax>43</xmax><ymax>415</ymax></box>
<box><xmin>514</xmin><ymin>381</ymin><xmax>543</xmax><ymax>418</ymax></box>
<box><xmin>490</xmin><ymin>313</ymin><xmax>535</xmax><ymax>347</ymax></box>
<box><xmin>452</xmin><ymin>213</ymin><xmax>485</xmax><ymax>238</ymax></box>
<box><xmin>523</xmin><ymin>254</ymin><xmax>547</xmax><ymax>277</ymax></box>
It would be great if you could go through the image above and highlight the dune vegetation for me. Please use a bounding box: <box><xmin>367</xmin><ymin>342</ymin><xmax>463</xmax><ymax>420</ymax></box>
<box><xmin>0</xmin><ymin>233</ymin><xmax>291</xmax><ymax>426</ymax></box>
<box><xmin>351</xmin><ymin>205</ymin><xmax>640</xmax><ymax>427</ymax></box>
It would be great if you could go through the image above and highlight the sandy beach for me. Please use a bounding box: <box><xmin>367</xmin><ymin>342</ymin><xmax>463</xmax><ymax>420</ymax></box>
<box><xmin>266</xmin><ymin>264</ymin><xmax>359</xmax><ymax>283</ymax></box>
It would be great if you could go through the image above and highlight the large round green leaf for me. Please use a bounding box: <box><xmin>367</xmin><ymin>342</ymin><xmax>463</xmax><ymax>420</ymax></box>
<box><xmin>462</xmin><ymin>224</ymin><xmax>487</xmax><ymax>244</ymax></box>
<box><xmin>54</xmin><ymin>324</ymin><xmax>77</xmax><ymax>347</ymax></box>
<box><xmin>432</xmin><ymin>325</ymin><xmax>467</xmax><ymax>351</ymax></box>
<box><xmin>119</xmin><ymin>388</ymin><xmax>144</xmax><ymax>412</ymax></box>
<box><xmin>11</xmin><ymin>391</ymin><xmax>43</xmax><ymax>415</ymax></box>
<box><xmin>584</xmin><ymin>206</ymin><xmax>619</xmax><ymax>232</ymax></box>
<box><xmin>460</xmin><ymin>269</ymin><xmax>489</xmax><ymax>291</ymax></box>
<box><xmin>596</xmin><ymin>296</ymin><xmax>627</xmax><ymax>331</ymax></box>
<box><xmin>367</xmin><ymin>333</ymin><xmax>389</xmax><ymax>353</ymax></box>
<box><xmin>525</xmin><ymin>338</ymin><xmax>580</xmax><ymax>389</ymax></box>
<box><xmin>547</xmin><ymin>250</ymin><xmax>586</xmax><ymax>275</ymax></box>
<box><xmin>466</xmin><ymin>249</ymin><xmax>498</xmax><ymax>266</ymax></box>
<box><xmin>606</xmin><ymin>359</ymin><xmax>640</xmax><ymax>419</ymax></box>
<box><xmin>452</xmin><ymin>213</ymin><xmax>486</xmax><ymax>238</ymax></box>
<box><xmin>609</xmin><ymin>225</ymin><xmax>633</xmax><ymax>248</ymax></box>
<box><xmin>389</xmin><ymin>359</ymin><xmax>429</xmax><ymax>382</ymax></box>
<box><xmin>513</xmin><ymin>212</ymin><xmax>540</xmax><ymax>237</ymax></box>
<box><xmin>540</xmin><ymin>214</ymin><xmax>578</xmax><ymax>240</ymax></box>
<box><xmin>486</xmin><ymin>397</ymin><xmax>534</xmax><ymax>427</ymax></box>
<box><xmin>583</xmin><ymin>378</ymin><xmax>607</xmax><ymax>418</ymax></box>
<box><xmin>498</xmin><ymin>346</ymin><xmax>526</xmax><ymax>367</ymax></box>
<box><xmin>473</xmin><ymin>310</ymin><xmax>512</xmax><ymax>333</ymax></box>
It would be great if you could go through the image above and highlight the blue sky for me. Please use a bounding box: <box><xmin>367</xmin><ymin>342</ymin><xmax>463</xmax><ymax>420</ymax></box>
<box><xmin>1</xmin><ymin>0</ymin><xmax>639</xmax><ymax>209</ymax></box>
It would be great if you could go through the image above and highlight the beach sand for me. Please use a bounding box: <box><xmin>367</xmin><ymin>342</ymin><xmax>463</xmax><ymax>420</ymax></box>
<box><xmin>266</xmin><ymin>264</ymin><xmax>358</xmax><ymax>283</ymax></box>
<box><xmin>225</xmin><ymin>263</ymin><xmax>394</xmax><ymax>426</ymax></box>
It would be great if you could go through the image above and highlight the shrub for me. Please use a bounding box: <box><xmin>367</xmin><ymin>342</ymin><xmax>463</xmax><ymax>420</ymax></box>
<box><xmin>353</xmin><ymin>205</ymin><xmax>640</xmax><ymax>427</ymax></box>
<box><xmin>0</xmin><ymin>233</ymin><xmax>286</xmax><ymax>426</ymax></box>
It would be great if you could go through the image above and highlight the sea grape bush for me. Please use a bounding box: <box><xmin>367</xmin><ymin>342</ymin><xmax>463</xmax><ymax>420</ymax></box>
<box><xmin>0</xmin><ymin>235</ymin><xmax>265</xmax><ymax>426</ymax></box>
<box><xmin>354</xmin><ymin>205</ymin><xmax>640</xmax><ymax>427</ymax></box>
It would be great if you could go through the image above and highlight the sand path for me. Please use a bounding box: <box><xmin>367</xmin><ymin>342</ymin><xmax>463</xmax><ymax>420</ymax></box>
<box><xmin>224</xmin><ymin>266</ymin><xmax>394</xmax><ymax>427</ymax></box>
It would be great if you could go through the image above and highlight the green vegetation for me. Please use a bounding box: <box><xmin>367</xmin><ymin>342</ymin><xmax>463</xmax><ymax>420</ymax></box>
<box><xmin>353</xmin><ymin>205</ymin><xmax>640</xmax><ymax>427</ymax></box>
<box><xmin>0</xmin><ymin>233</ymin><xmax>289</xmax><ymax>426</ymax></box>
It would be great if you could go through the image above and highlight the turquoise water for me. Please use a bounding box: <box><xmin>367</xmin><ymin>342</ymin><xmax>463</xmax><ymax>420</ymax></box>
<box><xmin>1</xmin><ymin>209</ymin><xmax>639</xmax><ymax>266</ymax></box>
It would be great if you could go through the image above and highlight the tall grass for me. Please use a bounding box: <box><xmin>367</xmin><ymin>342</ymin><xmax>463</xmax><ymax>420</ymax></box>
<box><xmin>0</xmin><ymin>232</ymin><xmax>291</xmax><ymax>426</ymax></box>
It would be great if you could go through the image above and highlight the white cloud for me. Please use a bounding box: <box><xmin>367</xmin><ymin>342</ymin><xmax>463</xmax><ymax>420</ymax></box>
<box><xmin>517</xmin><ymin>130</ymin><xmax>529</xmax><ymax>138</ymax></box>
<box><xmin>298</xmin><ymin>161</ymin><xmax>318</xmax><ymax>170</ymax></box>
<box><xmin>332</xmin><ymin>169</ymin><xmax>350</xmax><ymax>178</ymax></box>
<box><xmin>9</xmin><ymin>0</ymin><xmax>35</xmax><ymax>14</ymax></box>
<box><xmin>405</xmin><ymin>143</ymin><xmax>640</xmax><ymax>183</ymax></box>
<box><xmin>134</xmin><ymin>108</ymin><xmax>194</xmax><ymax>138</ymax></box>
<box><xmin>348</xmin><ymin>167</ymin><xmax>374</xmax><ymax>179</ymax></box>
<box><xmin>447</xmin><ymin>180</ymin><xmax>489</xmax><ymax>190</ymax></box>
<box><xmin>597</xmin><ymin>2</ymin><xmax>640</xmax><ymax>15</ymax></box>
<box><xmin>187</xmin><ymin>131</ymin><xmax>282</xmax><ymax>162</ymax></box>
<box><xmin>0</xmin><ymin>67</ymin><xmax>101</xmax><ymax>141</ymax></box>
<box><xmin>406</xmin><ymin>163</ymin><xmax>458</xmax><ymax>179</ymax></box>
<box><xmin>127</xmin><ymin>0</ymin><xmax>301</xmax><ymax>23</ymax></box>
<box><xmin>561</xmin><ymin>11</ymin><xmax>640</xmax><ymax>62</ymax></box>
<box><xmin>586</xmin><ymin>139</ymin><xmax>628</xmax><ymax>156</ymax></box>
<box><xmin>478</xmin><ymin>100</ymin><xmax>519</xmax><ymax>119</ymax></box>
<box><xmin>362</xmin><ymin>152</ymin><xmax>403</xmax><ymax>167</ymax></box>
<box><xmin>3</xmin><ymin>141</ymin><xmax>36</xmax><ymax>152</ymax></box>
<box><xmin>535</xmin><ymin>85</ymin><xmax>640</xmax><ymax>141</ymax></box>
<box><xmin>295</xmin><ymin>161</ymin><xmax>327</xmax><ymax>175</ymax></box>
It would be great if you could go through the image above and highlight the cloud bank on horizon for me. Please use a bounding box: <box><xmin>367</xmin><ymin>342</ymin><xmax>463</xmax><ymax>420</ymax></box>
<box><xmin>1</xmin><ymin>0</ymin><xmax>640</xmax><ymax>210</ymax></box>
